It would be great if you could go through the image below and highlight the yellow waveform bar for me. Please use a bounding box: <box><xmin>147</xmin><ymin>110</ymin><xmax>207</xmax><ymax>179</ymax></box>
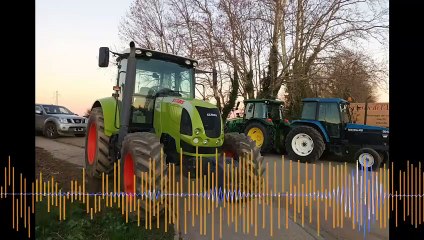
<box><xmin>1</xmin><ymin>155</ymin><xmax>424</xmax><ymax>239</ymax></box>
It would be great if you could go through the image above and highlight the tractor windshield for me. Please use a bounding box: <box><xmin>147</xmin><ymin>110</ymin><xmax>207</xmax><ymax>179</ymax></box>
<box><xmin>134</xmin><ymin>58</ymin><xmax>194</xmax><ymax>98</ymax></box>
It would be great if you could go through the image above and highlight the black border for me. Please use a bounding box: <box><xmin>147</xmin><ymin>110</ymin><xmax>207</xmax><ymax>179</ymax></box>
<box><xmin>389</xmin><ymin>0</ymin><xmax>424</xmax><ymax>239</ymax></box>
<box><xmin>2</xmin><ymin>0</ymin><xmax>424</xmax><ymax>239</ymax></box>
<box><xmin>1</xmin><ymin>1</ymin><xmax>35</xmax><ymax>239</ymax></box>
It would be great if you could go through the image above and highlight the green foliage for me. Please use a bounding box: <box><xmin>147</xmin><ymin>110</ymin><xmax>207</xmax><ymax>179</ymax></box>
<box><xmin>35</xmin><ymin>199</ymin><xmax>174</xmax><ymax>240</ymax></box>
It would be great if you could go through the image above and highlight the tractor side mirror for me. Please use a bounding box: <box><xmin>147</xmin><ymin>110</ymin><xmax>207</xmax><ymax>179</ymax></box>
<box><xmin>235</xmin><ymin>101</ymin><xmax>240</xmax><ymax>110</ymax></box>
<box><xmin>99</xmin><ymin>47</ymin><xmax>110</xmax><ymax>67</ymax></box>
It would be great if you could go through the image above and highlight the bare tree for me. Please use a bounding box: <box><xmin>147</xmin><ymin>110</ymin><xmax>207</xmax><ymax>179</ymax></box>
<box><xmin>312</xmin><ymin>49</ymin><xmax>384</xmax><ymax>102</ymax></box>
<box><xmin>259</xmin><ymin>0</ymin><xmax>388</xmax><ymax>116</ymax></box>
<box><xmin>119</xmin><ymin>0</ymin><xmax>388</xmax><ymax>119</ymax></box>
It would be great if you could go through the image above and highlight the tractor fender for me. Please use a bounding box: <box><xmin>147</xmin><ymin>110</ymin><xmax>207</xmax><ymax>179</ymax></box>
<box><xmin>245</xmin><ymin>118</ymin><xmax>274</xmax><ymax>127</ymax></box>
<box><xmin>91</xmin><ymin>97</ymin><xmax>121</xmax><ymax>137</ymax></box>
<box><xmin>290</xmin><ymin>120</ymin><xmax>330</xmax><ymax>143</ymax></box>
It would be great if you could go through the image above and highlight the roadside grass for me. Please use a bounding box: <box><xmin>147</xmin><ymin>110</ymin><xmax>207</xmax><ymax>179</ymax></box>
<box><xmin>35</xmin><ymin>199</ymin><xmax>174</xmax><ymax>240</ymax></box>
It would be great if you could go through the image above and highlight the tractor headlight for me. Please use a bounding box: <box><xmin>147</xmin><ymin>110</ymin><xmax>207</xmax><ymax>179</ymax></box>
<box><xmin>203</xmin><ymin>139</ymin><xmax>208</xmax><ymax>145</ymax></box>
<box><xmin>59</xmin><ymin>118</ymin><xmax>68</xmax><ymax>124</ymax></box>
<box><xmin>145</xmin><ymin>51</ymin><xmax>152</xmax><ymax>57</ymax></box>
<box><xmin>193</xmin><ymin>137</ymin><xmax>200</xmax><ymax>144</ymax></box>
<box><xmin>216</xmin><ymin>139</ymin><xmax>221</xmax><ymax>144</ymax></box>
<box><xmin>185</xmin><ymin>60</ymin><xmax>191</xmax><ymax>65</ymax></box>
<box><xmin>193</xmin><ymin>62</ymin><xmax>197</xmax><ymax>67</ymax></box>
<box><xmin>194</xmin><ymin>128</ymin><xmax>202</xmax><ymax>135</ymax></box>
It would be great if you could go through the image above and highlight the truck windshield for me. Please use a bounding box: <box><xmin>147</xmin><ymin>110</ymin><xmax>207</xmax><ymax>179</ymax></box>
<box><xmin>134</xmin><ymin>58</ymin><xmax>194</xmax><ymax>98</ymax></box>
<box><xmin>43</xmin><ymin>105</ymin><xmax>74</xmax><ymax>115</ymax></box>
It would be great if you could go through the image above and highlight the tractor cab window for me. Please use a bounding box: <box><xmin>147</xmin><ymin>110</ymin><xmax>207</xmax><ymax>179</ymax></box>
<box><xmin>301</xmin><ymin>102</ymin><xmax>317</xmax><ymax>120</ymax></box>
<box><xmin>340</xmin><ymin>103</ymin><xmax>351</xmax><ymax>123</ymax></box>
<box><xmin>135</xmin><ymin>58</ymin><xmax>194</xmax><ymax>98</ymax></box>
<box><xmin>245</xmin><ymin>103</ymin><xmax>254</xmax><ymax>119</ymax></box>
<box><xmin>253</xmin><ymin>103</ymin><xmax>267</xmax><ymax>118</ymax></box>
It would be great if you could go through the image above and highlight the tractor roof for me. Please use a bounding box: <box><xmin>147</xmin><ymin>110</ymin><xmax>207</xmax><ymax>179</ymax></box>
<box><xmin>302</xmin><ymin>98</ymin><xmax>348</xmax><ymax>104</ymax></box>
<box><xmin>116</xmin><ymin>48</ymin><xmax>198</xmax><ymax>66</ymax></box>
<box><xmin>244</xmin><ymin>99</ymin><xmax>283</xmax><ymax>105</ymax></box>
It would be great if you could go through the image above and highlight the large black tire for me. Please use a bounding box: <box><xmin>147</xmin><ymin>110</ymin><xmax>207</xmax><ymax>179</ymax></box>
<box><xmin>285</xmin><ymin>126</ymin><xmax>325</xmax><ymax>163</ymax></box>
<box><xmin>85</xmin><ymin>107</ymin><xmax>113</xmax><ymax>181</ymax></box>
<box><xmin>222</xmin><ymin>133</ymin><xmax>265</xmax><ymax>197</ymax></box>
<box><xmin>44</xmin><ymin>122</ymin><xmax>58</xmax><ymax>139</ymax></box>
<box><xmin>244</xmin><ymin>122</ymin><xmax>275</xmax><ymax>153</ymax></box>
<box><xmin>354</xmin><ymin>148</ymin><xmax>382</xmax><ymax>172</ymax></box>
<box><xmin>121</xmin><ymin>132</ymin><xmax>168</xmax><ymax>220</ymax></box>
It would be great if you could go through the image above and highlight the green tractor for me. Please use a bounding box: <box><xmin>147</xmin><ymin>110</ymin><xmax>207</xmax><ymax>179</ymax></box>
<box><xmin>224</xmin><ymin>99</ymin><xmax>291</xmax><ymax>153</ymax></box>
<box><xmin>84</xmin><ymin>42</ymin><xmax>264</xmax><ymax>218</ymax></box>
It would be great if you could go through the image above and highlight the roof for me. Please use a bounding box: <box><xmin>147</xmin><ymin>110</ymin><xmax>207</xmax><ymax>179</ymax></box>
<box><xmin>244</xmin><ymin>99</ymin><xmax>284</xmax><ymax>105</ymax></box>
<box><xmin>116</xmin><ymin>47</ymin><xmax>198</xmax><ymax>66</ymax></box>
<box><xmin>36</xmin><ymin>103</ymin><xmax>62</xmax><ymax>107</ymax></box>
<box><xmin>302</xmin><ymin>98</ymin><xmax>348</xmax><ymax>103</ymax></box>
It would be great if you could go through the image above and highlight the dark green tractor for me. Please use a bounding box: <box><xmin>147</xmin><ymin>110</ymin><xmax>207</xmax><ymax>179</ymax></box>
<box><xmin>224</xmin><ymin>99</ymin><xmax>291</xmax><ymax>153</ymax></box>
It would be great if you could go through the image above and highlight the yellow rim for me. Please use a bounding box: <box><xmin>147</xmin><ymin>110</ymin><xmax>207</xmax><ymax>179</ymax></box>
<box><xmin>247</xmin><ymin>127</ymin><xmax>264</xmax><ymax>147</ymax></box>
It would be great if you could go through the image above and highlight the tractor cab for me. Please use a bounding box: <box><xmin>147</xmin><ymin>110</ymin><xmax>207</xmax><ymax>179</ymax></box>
<box><xmin>286</xmin><ymin>98</ymin><xmax>389</xmax><ymax>171</ymax></box>
<box><xmin>243</xmin><ymin>99</ymin><xmax>286</xmax><ymax>123</ymax></box>
<box><xmin>224</xmin><ymin>99</ymin><xmax>290</xmax><ymax>153</ymax></box>
<box><xmin>111</xmin><ymin>48</ymin><xmax>197</xmax><ymax>132</ymax></box>
<box><xmin>299</xmin><ymin>98</ymin><xmax>351</xmax><ymax>142</ymax></box>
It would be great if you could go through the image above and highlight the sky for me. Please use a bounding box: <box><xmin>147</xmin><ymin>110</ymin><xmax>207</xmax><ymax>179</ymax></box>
<box><xmin>36</xmin><ymin>0</ymin><xmax>389</xmax><ymax>116</ymax></box>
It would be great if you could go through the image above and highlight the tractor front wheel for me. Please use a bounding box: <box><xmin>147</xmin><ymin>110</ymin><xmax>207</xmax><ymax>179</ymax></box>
<box><xmin>121</xmin><ymin>132</ymin><xmax>168</xmax><ymax>220</ymax></box>
<box><xmin>222</xmin><ymin>133</ymin><xmax>265</xmax><ymax>198</ymax></box>
<box><xmin>84</xmin><ymin>107</ymin><xmax>113</xmax><ymax>180</ymax></box>
<box><xmin>285</xmin><ymin>126</ymin><xmax>325</xmax><ymax>163</ymax></box>
<box><xmin>355</xmin><ymin>148</ymin><xmax>382</xmax><ymax>172</ymax></box>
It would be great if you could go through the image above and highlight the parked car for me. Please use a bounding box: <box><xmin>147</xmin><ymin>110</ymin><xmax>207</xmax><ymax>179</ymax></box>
<box><xmin>35</xmin><ymin>104</ymin><xmax>87</xmax><ymax>138</ymax></box>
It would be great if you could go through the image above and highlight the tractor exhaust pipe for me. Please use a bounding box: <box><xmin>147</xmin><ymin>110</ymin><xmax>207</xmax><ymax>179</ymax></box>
<box><xmin>117</xmin><ymin>41</ymin><xmax>137</xmax><ymax>151</ymax></box>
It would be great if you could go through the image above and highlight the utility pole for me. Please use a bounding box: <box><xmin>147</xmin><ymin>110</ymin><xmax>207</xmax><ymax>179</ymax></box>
<box><xmin>55</xmin><ymin>91</ymin><xmax>59</xmax><ymax>105</ymax></box>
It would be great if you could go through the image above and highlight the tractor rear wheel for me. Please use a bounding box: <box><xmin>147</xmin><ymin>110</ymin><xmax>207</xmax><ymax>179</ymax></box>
<box><xmin>285</xmin><ymin>126</ymin><xmax>325</xmax><ymax>163</ymax></box>
<box><xmin>121</xmin><ymin>132</ymin><xmax>168</xmax><ymax>220</ymax></box>
<box><xmin>244</xmin><ymin>122</ymin><xmax>274</xmax><ymax>153</ymax></box>
<box><xmin>222</xmin><ymin>133</ymin><xmax>265</xmax><ymax>199</ymax></box>
<box><xmin>85</xmin><ymin>107</ymin><xmax>113</xmax><ymax>180</ymax></box>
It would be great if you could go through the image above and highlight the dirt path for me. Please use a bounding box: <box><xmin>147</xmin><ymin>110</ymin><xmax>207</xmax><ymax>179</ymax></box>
<box><xmin>35</xmin><ymin>147</ymin><xmax>82</xmax><ymax>192</ymax></box>
<box><xmin>36</xmin><ymin>136</ymin><xmax>85</xmax><ymax>167</ymax></box>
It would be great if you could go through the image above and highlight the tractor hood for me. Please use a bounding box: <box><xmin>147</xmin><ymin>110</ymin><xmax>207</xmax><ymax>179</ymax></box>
<box><xmin>346</xmin><ymin>123</ymin><xmax>389</xmax><ymax>133</ymax></box>
<box><xmin>159</xmin><ymin>96</ymin><xmax>224</xmax><ymax>146</ymax></box>
<box><xmin>345</xmin><ymin>123</ymin><xmax>389</xmax><ymax>147</ymax></box>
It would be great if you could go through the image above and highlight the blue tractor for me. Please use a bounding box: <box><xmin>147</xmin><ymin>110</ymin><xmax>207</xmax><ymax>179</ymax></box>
<box><xmin>285</xmin><ymin>98</ymin><xmax>389</xmax><ymax>171</ymax></box>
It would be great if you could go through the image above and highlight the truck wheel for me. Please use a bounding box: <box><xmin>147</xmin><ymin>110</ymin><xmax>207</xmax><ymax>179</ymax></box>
<box><xmin>121</xmin><ymin>132</ymin><xmax>168</xmax><ymax>220</ymax></box>
<box><xmin>44</xmin><ymin>122</ymin><xmax>58</xmax><ymax>139</ymax></box>
<box><xmin>285</xmin><ymin>126</ymin><xmax>325</xmax><ymax>163</ymax></box>
<box><xmin>222</xmin><ymin>133</ymin><xmax>265</xmax><ymax>199</ymax></box>
<box><xmin>85</xmin><ymin>107</ymin><xmax>113</xmax><ymax>181</ymax></box>
<box><xmin>244</xmin><ymin>122</ymin><xmax>274</xmax><ymax>153</ymax></box>
<box><xmin>355</xmin><ymin>148</ymin><xmax>382</xmax><ymax>172</ymax></box>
